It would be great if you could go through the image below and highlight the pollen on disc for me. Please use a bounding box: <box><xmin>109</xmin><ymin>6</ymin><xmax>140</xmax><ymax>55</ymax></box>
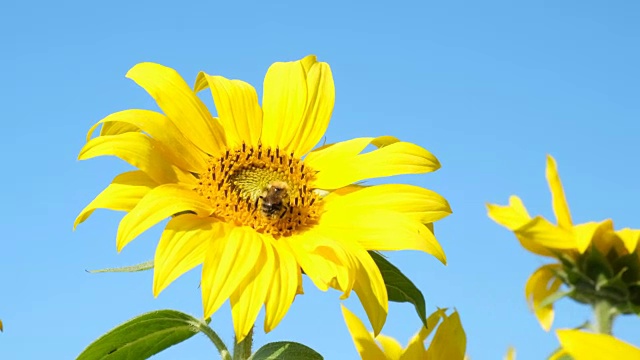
<box><xmin>195</xmin><ymin>144</ymin><xmax>321</xmax><ymax>237</ymax></box>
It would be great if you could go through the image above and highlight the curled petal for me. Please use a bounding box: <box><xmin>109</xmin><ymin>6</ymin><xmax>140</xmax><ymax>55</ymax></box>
<box><xmin>525</xmin><ymin>264</ymin><xmax>563</xmax><ymax>331</ymax></box>
<box><xmin>74</xmin><ymin>171</ymin><xmax>156</xmax><ymax>229</ymax></box>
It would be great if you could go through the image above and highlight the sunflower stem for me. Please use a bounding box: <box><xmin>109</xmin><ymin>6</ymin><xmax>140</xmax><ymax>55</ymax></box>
<box><xmin>233</xmin><ymin>327</ymin><xmax>254</xmax><ymax>360</ymax></box>
<box><xmin>195</xmin><ymin>319</ymin><xmax>231</xmax><ymax>360</ymax></box>
<box><xmin>592</xmin><ymin>299</ymin><xmax>615</xmax><ymax>334</ymax></box>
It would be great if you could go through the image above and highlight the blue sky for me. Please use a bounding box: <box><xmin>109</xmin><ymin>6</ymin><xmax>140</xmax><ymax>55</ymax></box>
<box><xmin>2</xmin><ymin>1</ymin><xmax>639</xmax><ymax>359</ymax></box>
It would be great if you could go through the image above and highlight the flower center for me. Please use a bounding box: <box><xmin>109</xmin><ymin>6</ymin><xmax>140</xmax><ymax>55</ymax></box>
<box><xmin>195</xmin><ymin>144</ymin><xmax>321</xmax><ymax>237</ymax></box>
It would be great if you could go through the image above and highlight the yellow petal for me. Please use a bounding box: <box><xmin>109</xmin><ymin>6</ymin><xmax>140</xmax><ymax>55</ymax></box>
<box><xmin>525</xmin><ymin>264</ymin><xmax>563</xmax><ymax>331</ymax></box>
<box><xmin>74</xmin><ymin>171</ymin><xmax>156</xmax><ymax>229</ymax></box>
<box><xmin>319</xmin><ymin>208</ymin><xmax>446</xmax><ymax>264</ymax></box>
<box><xmin>194</xmin><ymin>73</ymin><xmax>262</xmax><ymax>147</ymax></box>
<box><xmin>261</xmin><ymin>58</ymin><xmax>308</xmax><ymax>153</ymax></box>
<box><xmin>343</xmin><ymin>243</ymin><xmax>388</xmax><ymax>336</ymax></box>
<box><xmin>376</xmin><ymin>334</ymin><xmax>403</xmax><ymax>360</ymax></box>
<box><xmin>514</xmin><ymin>216</ymin><xmax>577</xmax><ymax>251</ymax></box>
<box><xmin>556</xmin><ymin>329</ymin><xmax>640</xmax><ymax>360</ymax></box>
<box><xmin>99</xmin><ymin>121</ymin><xmax>139</xmax><ymax>137</ymax></box>
<box><xmin>314</xmin><ymin>238</ymin><xmax>358</xmax><ymax>298</ymax></box>
<box><xmin>487</xmin><ymin>197</ymin><xmax>557</xmax><ymax>256</ymax></box>
<box><xmin>264</xmin><ymin>240</ymin><xmax>299</xmax><ymax>332</ymax></box>
<box><xmin>126</xmin><ymin>62</ymin><xmax>226</xmax><ymax>155</ymax></box>
<box><xmin>285</xmin><ymin>230</ymin><xmax>357</xmax><ymax>296</ymax></box>
<box><xmin>285</xmin><ymin>233</ymin><xmax>332</xmax><ymax>291</ymax></box>
<box><xmin>402</xmin><ymin>310</ymin><xmax>447</xmax><ymax>359</ymax></box>
<box><xmin>79</xmin><ymin>132</ymin><xmax>194</xmax><ymax>185</ymax></box>
<box><xmin>504</xmin><ymin>347</ymin><xmax>516</xmax><ymax>360</ymax></box>
<box><xmin>574</xmin><ymin>220</ymin><xmax>615</xmax><ymax>255</ymax></box>
<box><xmin>230</xmin><ymin>233</ymin><xmax>274</xmax><ymax>341</ymax></box>
<box><xmin>341</xmin><ymin>305</ymin><xmax>387</xmax><ymax>360</ymax></box>
<box><xmin>86</xmin><ymin>109</ymin><xmax>207</xmax><ymax>172</ymax></box>
<box><xmin>401</xmin><ymin>333</ymin><xmax>427</xmax><ymax>360</ymax></box>
<box><xmin>545</xmin><ymin>155</ymin><xmax>573</xmax><ymax>228</ymax></box>
<box><xmin>201</xmin><ymin>227</ymin><xmax>263</xmax><ymax>319</ymax></box>
<box><xmin>306</xmin><ymin>137</ymin><xmax>440</xmax><ymax>190</ymax></box>
<box><xmin>324</xmin><ymin>184</ymin><xmax>452</xmax><ymax>224</ymax></box>
<box><xmin>116</xmin><ymin>184</ymin><xmax>213</xmax><ymax>252</ymax></box>
<box><xmin>427</xmin><ymin>311</ymin><xmax>467</xmax><ymax>360</ymax></box>
<box><xmin>486</xmin><ymin>196</ymin><xmax>531</xmax><ymax>231</ymax></box>
<box><xmin>616</xmin><ymin>228</ymin><xmax>640</xmax><ymax>254</ymax></box>
<box><xmin>289</xmin><ymin>57</ymin><xmax>335</xmax><ymax>155</ymax></box>
<box><xmin>153</xmin><ymin>215</ymin><xmax>226</xmax><ymax>296</ymax></box>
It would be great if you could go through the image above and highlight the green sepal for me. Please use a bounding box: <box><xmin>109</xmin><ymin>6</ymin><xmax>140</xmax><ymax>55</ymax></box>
<box><xmin>86</xmin><ymin>260</ymin><xmax>154</xmax><ymax>273</ymax></box>
<box><xmin>76</xmin><ymin>310</ymin><xmax>206</xmax><ymax>360</ymax></box>
<box><xmin>597</xmin><ymin>271</ymin><xmax>629</xmax><ymax>303</ymax></box>
<box><xmin>612</xmin><ymin>253</ymin><xmax>640</xmax><ymax>284</ymax></box>
<box><xmin>580</xmin><ymin>247</ymin><xmax>613</xmax><ymax>280</ymax></box>
<box><xmin>248</xmin><ymin>341</ymin><xmax>323</xmax><ymax>360</ymax></box>
<box><xmin>369</xmin><ymin>251</ymin><xmax>428</xmax><ymax>328</ymax></box>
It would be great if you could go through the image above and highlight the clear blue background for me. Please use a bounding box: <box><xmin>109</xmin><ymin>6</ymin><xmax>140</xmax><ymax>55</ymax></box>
<box><xmin>2</xmin><ymin>1</ymin><xmax>639</xmax><ymax>359</ymax></box>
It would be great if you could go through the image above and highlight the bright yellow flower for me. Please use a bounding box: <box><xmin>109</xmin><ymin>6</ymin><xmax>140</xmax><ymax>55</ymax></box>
<box><xmin>75</xmin><ymin>56</ymin><xmax>450</xmax><ymax>340</ymax></box>
<box><xmin>554</xmin><ymin>329</ymin><xmax>640</xmax><ymax>360</ymax></box>
<box><xmin>342</xmin><ymin>305</ymin><xmax>466</xmax><ymax>360</ymax></box>
<box><xmin>487</xmin><ymin>155</ymin><xmax>640</xmax><ymax>331</ymax></box>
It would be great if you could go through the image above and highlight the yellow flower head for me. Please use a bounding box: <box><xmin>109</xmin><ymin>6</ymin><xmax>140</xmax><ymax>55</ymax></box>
<box><xmin>341</xmin><ymin>305</ymin><xmax>466</xmax><ymax>360</ymax></box>
<box><xmin>76</xmin><ymin>56</ymin><xmax>451</xmax><ymax>340</ymax></box>
<box><xmin>487</xmin><ymin>155</ymin><xmax>640</xmax><ymax>331</ymax></box>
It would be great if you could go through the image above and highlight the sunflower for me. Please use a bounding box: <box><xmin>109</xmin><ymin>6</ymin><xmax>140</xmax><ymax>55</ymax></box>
<box><xmin>341</xmin><ymin>305</ymin><xmax>466</xmax><ymax>360</ymax></box>
<box><xmin>487</xmin><ymin>155</ymin><xmax>640</xmax><ymax>331</ymax></box>
<box><xmin>75</xmin><ymin>55</ymin><xmax>450</xmax><ymax>340</ymax></box>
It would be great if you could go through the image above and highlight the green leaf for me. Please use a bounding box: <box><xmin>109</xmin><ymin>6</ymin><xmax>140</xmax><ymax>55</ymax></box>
<box><xmin>77</xmin><ymin>310</ymin><xmax>202</xmax><ymax>360</ymax></box>
<box><xmin>86</xmin><ymin>260</ymin><xmax>154</xmax><ymax>273</ymax></box>
<box><xmin>249</xmin><ymin>342</ymin><xmax>323</xmax><ymax>360</ymax></box>
<box><xmin>538</xmin><ymin>288</ymin><xmax>574</xmax><ymax>309</ymax></box>
<box><xmin>369</xmin><ymin>251</ymin><xmax>428</xmax><ymax>328</ymax></box>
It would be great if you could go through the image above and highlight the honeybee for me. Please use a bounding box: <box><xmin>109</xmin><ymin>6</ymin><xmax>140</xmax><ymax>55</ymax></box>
<box><xmin>259</xmin><ymin>180</ymin><xmax>290</xmax><ymax>218</ymax></box>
